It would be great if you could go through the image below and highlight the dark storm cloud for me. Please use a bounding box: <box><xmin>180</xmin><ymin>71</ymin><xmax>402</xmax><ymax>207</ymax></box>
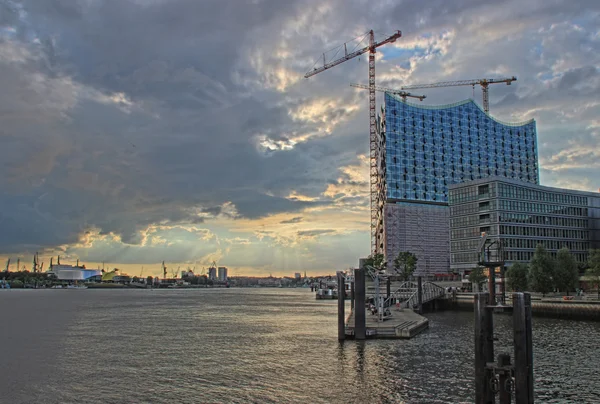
<box><xmin>0</xmin><ymin>0</ymin><xmax>361</xmax><ymax>253</ymax></box>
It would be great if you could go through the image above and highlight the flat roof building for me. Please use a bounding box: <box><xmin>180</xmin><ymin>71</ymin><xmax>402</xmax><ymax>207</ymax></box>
<box><xmin>449</xmin><ymin>177</ymin><xmax>600</xmax><ymax>275</ymax></box>
<box><xmin>380</xmin><ymin>95</ymin><xmax>539</xmax><ymax>275</ymax></box>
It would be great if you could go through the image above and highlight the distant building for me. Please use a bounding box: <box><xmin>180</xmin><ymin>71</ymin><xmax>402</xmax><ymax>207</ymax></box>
<box><xmin>208</xmin><ymin>267</ymin><xmax>217</xmax><ymax>281</ymax></box>
<box><xmin>218</xmin><ymin>267</ymin><xmax>228</xmax><ymax>282</ymax></box>
<box><xmin>294</xmin><ymin>272</ymin><xmax>301</xmax><ymax>279</ymax></box>
<box><xmin>181</xmin><ymin>269</ymin><xmax>194</xmax><ymax>279</ymax></box>
<box><xmin>449</xmin><ymin>177</ymin><xmax>600</xmax><ymax>277</ymax></box>
<box><xmin>257</xmin><ymin>277</ymin><xmax>281</xmax><ymax>287</ymax></box>
<box><xmin>101</xmin><ymin>269</ymin><xmax>131</xmax><ymax>283</ymax></box>
<box><xmin>380</xmin><ymin>95</ymin><xmax>539</xmax><ymax>275</ymax></box>
<box><xmin>48</xmin><ymin>263</ymin><xmax>101</xmax><ymax>281</ymax></box>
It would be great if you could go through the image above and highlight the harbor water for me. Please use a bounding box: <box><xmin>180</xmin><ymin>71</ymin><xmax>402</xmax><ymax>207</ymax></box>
<box><xmin>1</xmin><ymin>288</ymin><xmax>598</xmax><ymax>403</ymax></box>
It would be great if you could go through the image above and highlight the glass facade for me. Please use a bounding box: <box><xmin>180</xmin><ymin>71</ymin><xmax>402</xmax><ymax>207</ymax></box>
<box><xmin>449</xmin><ymin>178</ymin><xmax>600</xmax><ymax>274</ymax></box>
<box><xmin>383</xmin><ymin>94</ymin><xmax>539</xmax><ymax>203</ymax></box>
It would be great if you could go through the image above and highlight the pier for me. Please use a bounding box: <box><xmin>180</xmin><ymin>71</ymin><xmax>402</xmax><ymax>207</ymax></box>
<box><xmin>338</xmin><ymin>267</ymin><xmax>448</xmax><ymax>340</ymax></box>
<box><xmin>345</xmin><ymin>307</ymin><xmax>429</xmax><ymax>338</ymax></box>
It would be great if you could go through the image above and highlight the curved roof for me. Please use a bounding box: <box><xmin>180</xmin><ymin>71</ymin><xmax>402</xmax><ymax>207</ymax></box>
<box><xmin>102</xmin><ymin>270</ymin><xmax>119</xmax><ymax>281</ymax></box>
<box><xmin>386</xmin><ymin>94</ymin><xmax>535</xmax><ymax>127</ymax></box>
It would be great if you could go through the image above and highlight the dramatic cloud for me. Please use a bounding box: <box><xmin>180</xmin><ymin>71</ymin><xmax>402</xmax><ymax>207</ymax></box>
<box><xmin>1</xmin><ymin>0</ymin><xmax>598</xmax><ymax>275</ymax></box>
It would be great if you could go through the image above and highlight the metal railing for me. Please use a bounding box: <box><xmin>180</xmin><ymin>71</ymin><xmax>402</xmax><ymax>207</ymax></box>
<box><xmin>382</xmin><ymin>281</ymin><xmax>446</xmax><ymax>310</ymax></box>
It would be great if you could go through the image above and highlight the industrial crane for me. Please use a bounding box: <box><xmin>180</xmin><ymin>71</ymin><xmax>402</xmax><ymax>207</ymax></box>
<box><xmin>305</xmin><ymin>29</ymin><xmax>402</xmax><ymax>254</ymax></box>
<box><xmin>350</xmin><ymin>83</ymin><xmax>426</xmax><ymax>101</ymax></box>
<box><xmin>400</xmin><ymin>76</ymin><xmax>517</xmax><ymax>113</ymax></box>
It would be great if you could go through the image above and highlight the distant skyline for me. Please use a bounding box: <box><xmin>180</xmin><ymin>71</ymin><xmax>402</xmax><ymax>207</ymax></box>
<box><xmin>1</xmin><ymin>0</ymin><xmax>599</xmax><ymax>276</ymax></box>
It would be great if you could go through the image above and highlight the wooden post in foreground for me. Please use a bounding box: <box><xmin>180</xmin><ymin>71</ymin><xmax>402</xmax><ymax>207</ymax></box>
<box><xmin>386</xmin><ymin>277</ymin><xmax>391</xmax><ymax>299</ymax></box>
<box><xmin>337</xmin><ymin>271</ymin><xmax>345</xmax><ymax>341</ymax></box>
<box><xmin>513</xmin><ymin>292</ymin><xmax>534</xmax><ymax>404</ymax></box>
<box><xmin>488</xmin><ymin>264</ymin><xmax>496</xmax><ymax>306</ymax></box>
<box><xmin>354</xmin><ymin>267</ymin><xmax>366</xmax><ymax>340</ymax></box>
<box><xmin>350</xmin><ymin>280</ymin><xmax>355</xmax><ymax>310</ymax></box>
<box><xmin>417</xmin><ymin>276</ymin><xmax>423</xmax><ymax>314</ymax></box>
<box><xmin>475</xmin><ymin>293</ymin><xmax>495</xmax><ymax>404</ymax></box>
<box><xmin>498</xmin><ymin>353</ymin><xmax>512</xmax><ymax>404</ymax></box>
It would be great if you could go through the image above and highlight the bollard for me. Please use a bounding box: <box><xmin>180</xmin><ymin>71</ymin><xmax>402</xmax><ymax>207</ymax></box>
<box><xmin>386</xmin><ymin>277</ymin><xmax>391</xmax><ymax>299</ymax></box>
<box><xmin>354</xmin><ymin>267</ymin><xmax>366</xmax><ymax>340</ymax></box>
<box><xmin>513</xmin><ymin>293</ymin><xmax>534</xmax><ymax>404</ymax></box>
<box><xmin>489</xmin><ymin>265</ymin><xmax>496</xmax><ymax>306</ymax></box>
<box><xmin>417</xmin><ymin>276</ymin><xmax>423</xmax><ymax>314</ymax></box>
<box><xmin>475</xmin><ymin>293</ymin><xmax>495</xmax><ymax>404</ymax></box>
<box><xmin>337</xmin><ymin>271</ymin><xmax>345</xmax><ymax>341</ymax></box>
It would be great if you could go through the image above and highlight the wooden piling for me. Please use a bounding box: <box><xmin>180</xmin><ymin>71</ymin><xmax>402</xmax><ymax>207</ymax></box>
<box><xmin>488</xmin><ymin>265</ymin><xmax>496</xmax><ymax>306</ymax></box>
<box><xmin>513</xmin><ymin>293</ymin><xmax>534</xmax><ymax>404</ymax></box>
<box><xmin>386</xmin><ymin>277</ymin><xmax>391</xmax><ymax>299</ymax></box>
<box><xmin>337</xmin><ymin>271</ymin><xmax>345</xmax><ymax>341</ymax></box>
<box><xmin>350</xmin><ymin>281</ymin><xmax>355</xmax><ymax>310</ymax></box>
<box><xmin>417</xmin><ymin>276</ymin><xmax>423</xmax><ymax>314</ymax></box>
<box><xmin>354</xmin><ymin>267</ymin><xmax>366</xmax><ymax>340</ymax></box>
<box><xmin>498</xmin><ymin>353</ymin><xmax>512</xmax><ymax>404</ymax></box>
<box><xmin>474</xmin><ymin>293</ymin><xmax>495</xmax><ymax>404</ymax></box>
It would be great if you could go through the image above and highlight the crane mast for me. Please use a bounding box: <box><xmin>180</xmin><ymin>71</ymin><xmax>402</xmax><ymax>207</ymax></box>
<box><xmin>305</xmin><ymin>30</ymin><xmax>401</xmax><ymax>255</ymax></box>
<box><xmin>399</xmin><ymin>76</ymin><xmax>517</xmax><ymax>113</ymax></box>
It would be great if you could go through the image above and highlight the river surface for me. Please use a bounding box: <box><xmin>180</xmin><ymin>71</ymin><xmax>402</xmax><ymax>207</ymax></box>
<box><xmin>0</xmin><ymin>288</ymin><xmax>598</xmax><ymax>403</ymax></box>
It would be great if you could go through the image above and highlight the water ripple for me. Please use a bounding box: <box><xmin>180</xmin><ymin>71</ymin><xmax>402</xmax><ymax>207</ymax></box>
<box><xmin>1</xmin><ymin>288</ymin><xmax>598</xmax><ymax>403</ymax></box>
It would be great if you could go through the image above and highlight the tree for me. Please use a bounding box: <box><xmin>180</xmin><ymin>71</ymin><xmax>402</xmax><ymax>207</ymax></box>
<box><xmin>585</xmin><ymin>249</ymin><xmax>600</xmax><ymax>299</ymax></box>
<box><xmin>468</xmin><ymin>266</ymin><xmax>487</xmax><ymax>291</ymax></box>
<box><xmin>528</xmin><ymin>244</ymin><xmax>555</xmax><ymax>296</ymax></box>
<box><xmin>554</xmin><ymin>247</ymin><xmax>579</xmax><ymax>295</ymax></box>
<box><xmin>393</xmin><ymin>251</ymin><xmax>418</xmax><ymax>281</ymax></box>
<box><xmin>146</xmin><ymin>275</ymin><xmax>153</xmax><ymax>287</ymax></box>
<box><xmin>506</xmin><ymin>262</ymin><xmax>529</xmax><ymax>292</ymax></box>
<box><xmin>363</xmin><ymin>253</ymin><xmax>386</xmax><ymax>271</ymax></box>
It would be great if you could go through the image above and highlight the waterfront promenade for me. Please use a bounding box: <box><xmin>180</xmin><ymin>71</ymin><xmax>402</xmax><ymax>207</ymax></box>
<box><xmin>452</xmin><ymin>292</ymin><xmax>600</xmax><ymax>320</ymax></box>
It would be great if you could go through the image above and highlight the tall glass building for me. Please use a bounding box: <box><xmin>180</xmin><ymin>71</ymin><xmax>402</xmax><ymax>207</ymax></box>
<box><xmin>381</xmin><ymin>94</ymin><xmax>539</xmax><ymax>275</ymax></box>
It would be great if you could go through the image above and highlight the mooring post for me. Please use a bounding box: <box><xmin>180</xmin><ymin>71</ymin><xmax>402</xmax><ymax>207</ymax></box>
<box><xmin>386</xmin><ymin>277</ymin><xmax>391</xmax><ymax>299</ymax></box>
<box><xmin>475</xmin><ymin>293</ymin><xmax>495</xmax><ymax>404</ymax></box>
<box><xmin>498</xmin><ymin>353</ymin><xmax>512</xmax><ymax>404</ymax></box>
<box><xmin>417</xmin><ymin>276</ymin><xmax>423</xmax><ymax>314</ymax></box>
<box><xmin>354</xmin><ymin>267</ymin><xmax>366</xmax><ymax>340</ymax></box>
<box><xmin>500</xmin><ymin>266</ymin><xmax>507</xmax><ymax>305</ymax></box>
<box><xmin>513</xmin><ymin>292</ymin><xmax>534</xmax><ymax>404</ymax></box>
<box><xmin>350</xmin><ymin>280</ymin><xmax>355</xmax><ymax>310</ymax></box>
<box><xmin>488</xmin><ymin>265</ymin><xmax>496</xmax><ymax>306</ymax></box>
<box><xmin>337</xmin><ymin>271</ymin><xmax>345</xmax><ymax>341</ymax></box>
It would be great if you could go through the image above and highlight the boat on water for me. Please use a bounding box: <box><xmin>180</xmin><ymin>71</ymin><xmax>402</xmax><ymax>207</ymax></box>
<box><xmin>315</xmin><ymin>288</ymin><xmax>338</xmax><ymax>300</ymax></box>
<box><xmin>66</xmin><ymin>284</ymin><xmax>88</xmax><ymax>289</ymax></box>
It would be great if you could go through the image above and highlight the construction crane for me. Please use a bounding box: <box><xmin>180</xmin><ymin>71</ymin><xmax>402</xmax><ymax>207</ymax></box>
<box><xmin>350</xmin><ymin>83</ymin><xmax>426</xmax><ymax>101</ymax></box>
<box><xmin>305</xmin><ymin>29</ymin><xmax>402</xmax><ymax>255</ymax></box>
<box><xmin>399</xmin><ymin>76</ymin><xmax>517</xmax><ymax>113</ymax></box>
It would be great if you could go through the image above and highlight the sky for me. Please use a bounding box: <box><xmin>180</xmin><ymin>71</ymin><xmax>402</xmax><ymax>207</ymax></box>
<box><xmin>1</xmin><ymin>0</ymin><xmax>599</xmax><ymax>277</ymax></box>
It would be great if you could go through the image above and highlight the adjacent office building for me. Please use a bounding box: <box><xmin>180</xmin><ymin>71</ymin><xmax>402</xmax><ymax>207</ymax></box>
<box><xmin>380</xmin><ymin>94</ymin><xmax>539</xmax><ymax>275</ymax></box>
<box><xmin>449</xmin><ymin>177</ymin><xmax>600</xmax><ymax>276</ymax></box>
